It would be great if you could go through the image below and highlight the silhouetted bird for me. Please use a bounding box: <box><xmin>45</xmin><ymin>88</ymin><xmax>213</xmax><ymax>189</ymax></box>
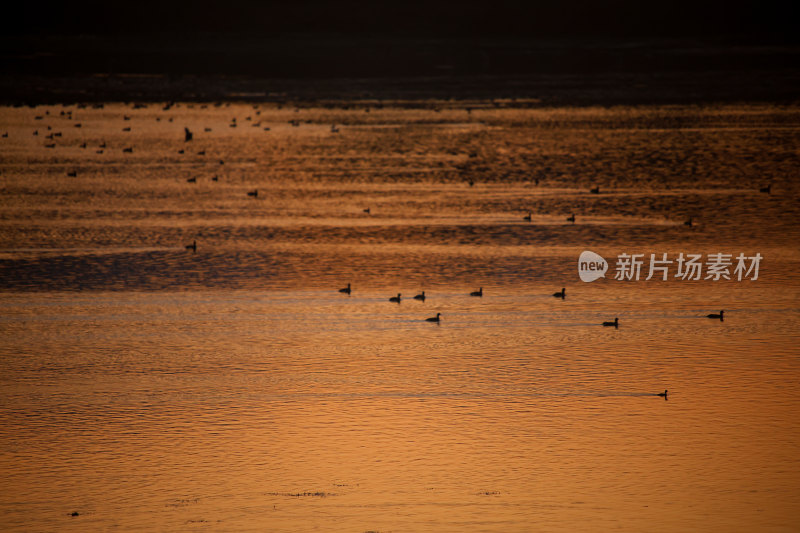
<box><xmin>523</xmin><ymin>212</ymin><xmax>532</xmax><ymax>221</ymax></box>
<box><xmin>684</xmin><ymin>217</ymin><xmax>693</xmax><ymax>227</ymax></box>
<box><xmin>567</xmin><ymin>214</ymin><xmax>576</xmax><ymax>223</ymax></box>
<box><xmin>553</xmin><ymin>287</ymin><xmax>565</xmax><ymax>299</ymax></box>
<box><xmin>590</xmin><ymin>186</ymin><xmax>600</xmax><ymax>194</ymax></box>
<box><xmin>247</xmin><ymin>190</ymin><xmax>258</xmax><ymax>197</ymax></box>
<box><xmin>122</xmin><ymin>127</ymin><xmax>131</xmax><ymax>132</ymax></box>
<box><xmin>339</xmin><ymin>283</ymin><xmax>351</xmax><ymax>294</ymax></box>
<box><xmin>187</xmin><ymin>177</ymin><xmax>196</xmax><ymax>183</ymax></box>
<box><xmin>99</xmin><ymin>142</ymin><xmax>106</xmax><ymax>148</ymax></box>
<box><xmin>211</xmin><ymin>176</ymin><xmax>218</xmax><ymax>182</ymax></box>
<box><xmin>1</xmin><ymin>132</ymin><xmax>7</xmax><ymax>138</ymax></box>
<box><xmin>426</xmin><ymin>313</ymin><xmax>441</xmax><ymax>322</ymax></box>
<box><xmin>470</xmin><ymin>287</ymin><xmax>483</xmax><ymax>297</ymax></box>
<box><xmin>198</xmin><ymin>150</ymin><xmax>205</xmax><ymax>156</ymax></box>
<box><xmin>204</xmin><ymin>127</ymin><xmax>212</xmax><ymax>132</ymax></box>
<box><xmin>185</xmin><ymin>240</ymin><xmax>197</xmax><ymax>252</ymax></box>
<box><xmin>80</xmin><ymin>142</ymin><xmax>86</xmax><ymax>148</ymax></box>
<box><xmin>67</xmin><ymin>170</ymin><xmax>77</xmax><ymax>177</ymax></box>
<box><xmin>185</xmin><ymin>127</ymin><xmax>193</xmax><ymax>142</ymax></box>
<box><xmin>363</xmin><ymin>208</ymin><xmax>371</xmax><ymax>214</ymax></box>
<box><xmin>707</xmin><ymin>310</ymin><xmax>724</xmax><ymax>320</ymax></box>
<box><xmin>389</xmin><ymin>293</ymin><xmax>401</xmax><ymax>303</ymax></box>
<box><xmin>468</xmin><ymin>178</ymin><xmax>474</xmax><ymax>187</ymax></box>
<box><xmin>178</xmin><ymin>150</ymin><xmax>184</xmax><ymax>154</ymax></box>
<box><xmin>759</xmin><ymin>184</ymin><xmax>771</xmax><ymax>194</ymax></box>
<box><xmin>413</xmin><ymin>291</ymin><xmax>425</xmax><ymax>301</ymax></box>
<box><xmin>602</xmin><ymin>317</ymin><xmax>619</xmax><ymax>328</ymax></box>
<box><xmin>331</xmin><ymin>124</ymin><xmax>339</xmax><ymax>133</ymax></box>
<box><xmin>657</xmin><ymin>390</ymin><xmax>668</xmax><ymax>399</ymax></box>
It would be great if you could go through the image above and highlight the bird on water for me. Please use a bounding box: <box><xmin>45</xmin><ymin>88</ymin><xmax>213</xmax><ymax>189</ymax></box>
<box><xmin>707</xmin><ymin>310</ymin><xmax>724</xmax><ymax>320</ymax></box>
<box><xmin>389</xmin><ymin>293</ymin><xmax>401</xmax><ymax>303</ymax></box>
<box><xmin>523</xmin><ymin>212</ymin><xmax>532</xmax><ymax>221</ymax></box>
<box><xmin>185</xmin><ymin>127</ymin><xmax>193</xmax><ymax>142</ymax></box>
<box><xmin>553</xmin><ymin>287</ymin><xmax>565</xmax><ymax>299</ymax></box>
<box><xmin>339</xmin><ymin>283</ymin><xmax>351</xmax><ymax>294</ymax></box>
<box><xmin>425</xmin><ymin>313</ymin><xmax>441</xmax><ymax>322</ymax></box>
<box><xmin>185</xmin><ymin>240</ymin><xmax>197</xmax><ymax>253</ymax></box>
<box><xmin>759</xmin><ymin>184</ymin><xmax>771</xmax><ymax>194</ymax></box>
<box><xmin>657</xmin><ymin>390</ymin><xmax>668</xmax><ymax>399</ymax></box>
<box><xmin>602</xmin><ymin>317</ymin><xmax>619</xmax><ymax>328</ymax></box>
<box><xmin>567</xmin><ymin>213</ymin><xmax>576</xmax><ymax>223</ymax></box>
<box><xmin>413</xmin><ymin>291</ymin><xmax>426</xmax><ymax>301</ymax></box>
<box><xmin>470</xmin><ymin>287</ymin><xmax>483</xmax><ymax>297</ymax></box>
<box><xmin>247</xmin><ymin>190</ymin><xmax>258</xmax><ymax>197</ymax></box>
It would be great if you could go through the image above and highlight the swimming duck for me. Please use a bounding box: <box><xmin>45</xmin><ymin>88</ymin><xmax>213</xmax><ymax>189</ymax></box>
<box><xmin>339</xmin><ymin>283</ymin><xmax>351</xmax><ymax>294</ymax></box>
<box><xmin>389</xmin><ymin>293</ymin><xmax>401</xmax><ymax>303</ymax></box>
<box><xmin>470</xmin><ymin>287</ymin><xmax>483</xmax><ymax>297</ymax></box>
<box><xmin>185</xmin><ymin>240</ymin><xmax>197</xmax><ymax>252</ymax></box>
<box><xmin>656</xmin><ymin>390</ymin><xmax>668</xmax><ymax>398</ymax></box>
<box><xmin>553</xmin><ymin>287</ymin><xmax>565</xmax><ymax>299</ymax></box>
<box><xmin>523</xmin><ymin>212</ymin><xmax>532</xmax><ymax>221</ymax></box>
<box><xmin>567</xmin><ymin>213</ymin><xmax>576</xmax><ymax>223</ymax></box>
<box><xmin>602</xmin><ymin>317</ymin><xmax>619</xmax><ymax>328</ymax></box>
<box><xmin>707</xmin><ymin>310</ymin><xmax>724</xmax><ymax>320</ymax></box>
<box><xmin>425</xmin><ymin>313</ymin><xmax>441</xmax><ymax>322</ymax></box>
<box><xmin>413</xmin><ymin>291</ymin><xmax>426</xmax><ymax>301</ymax></box>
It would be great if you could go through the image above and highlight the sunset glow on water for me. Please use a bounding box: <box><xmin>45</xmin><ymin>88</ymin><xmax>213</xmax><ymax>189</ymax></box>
<box><xmin>1</xmin><ymin>102</ymin><xmax>799</xmax><ymax>531</ymax></box>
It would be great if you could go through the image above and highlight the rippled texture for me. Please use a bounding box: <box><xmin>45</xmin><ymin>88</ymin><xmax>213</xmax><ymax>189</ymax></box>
<box><xmin>1</xmin><ymin>103</ymin><xmax>799</xmax><ymax>532</ymax></box>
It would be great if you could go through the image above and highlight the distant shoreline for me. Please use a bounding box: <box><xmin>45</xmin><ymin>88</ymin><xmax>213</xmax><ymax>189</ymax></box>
<box><xmin>2</xmin><ymin>37</ymin><xmax>798</xmax><ymax>106</ymax></box>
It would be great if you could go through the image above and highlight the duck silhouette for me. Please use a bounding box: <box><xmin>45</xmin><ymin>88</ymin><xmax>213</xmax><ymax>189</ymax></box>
<box><xmin>185</xmin><ymin>240</ymin><xmax>197</xmax><ymax>253</ymax></box>
<box><xmin>602</xmin><ymin>317</ymin><xmax>619</xmax><ymax>328</ymax></box>
<box><xmin>523</xmin><ymin>212</ymin><xmax>532</xmax><ymax>221</ymax></box>
<box><xmin>425</xmin><ymin>313</ymin><xmax>441</xmax><ymax>322</ymax></box>
<box><xmin>470</xmin><ymin>287</ymin><xmax>483</xmax><ymax>297</ymax></box>
<box><xmin>413</xmin><ymin>291</ymin><xmax>426</xmax><ymax>301</ymax></box>
<box><xmin>684</xmin><ymin>217</ymin><xmax>693</xmax><ymax>227</ymax></box>
<box><xmin>389</xmin><ymin>293</ymin><xmax>401</xmax><ymax>303</ymax></box>
<box><xmin>247</xmin><ymin>190</ymin><xmax>258</xmax><ymax>197</ymax></box>
<box><xmin>184</xmin><ymin>127</ymin><xmax>193</xmax><ymax>142</ymax></box>
<box><xmin>590</xmin><ymin>186</ymin><xmax>600</xmax><ymax>194</ymax></box>
<box><xmin>339</xmin><ymin>283</ymin><xmax>351</xmax><ymax>294</ymax></box>
<box><xmin>656</xmin><ymin>390</ymin><xmax>668</xmax><ymax>399</ymax></box>
<box><xmin>567</xmin><ymin>213</ymin><xmax>576</xmax><ymax>223</ymax></box>
<box><xmin>707</xmin><ymin>310</ymin><xmax>724</xmax><ymax>320</ymax></box>
<box><xmin>759</xmin><ymin>184</ymin><xmax>771</xmax><ymax>194</ymax></box>
<box><xmin>553</xmin><ymin>287</ymin><xmax>565</xmax><ymax>299</ymax></box>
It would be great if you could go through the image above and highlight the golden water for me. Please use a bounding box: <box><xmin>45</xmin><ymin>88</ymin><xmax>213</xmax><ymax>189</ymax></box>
<box><xmin>1</xmin><ymin>103</ymin><xmax>799</xmax><ymax>531</ymax></box>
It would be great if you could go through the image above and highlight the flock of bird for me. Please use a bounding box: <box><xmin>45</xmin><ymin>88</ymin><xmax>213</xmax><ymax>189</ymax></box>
<box><xmin>333</xmin><ymin>281</ymin><xmax>727</xmax><ymax>400</ymax></box>
<box><xmin>6</xmin><ymin>103</ymin><xmax>743</xmax><ymax>402</ymax></box>
<box><xmin>336</xmin><ymin>282</ymin><xmax>725</xmax><ymax>330</ymax></box>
